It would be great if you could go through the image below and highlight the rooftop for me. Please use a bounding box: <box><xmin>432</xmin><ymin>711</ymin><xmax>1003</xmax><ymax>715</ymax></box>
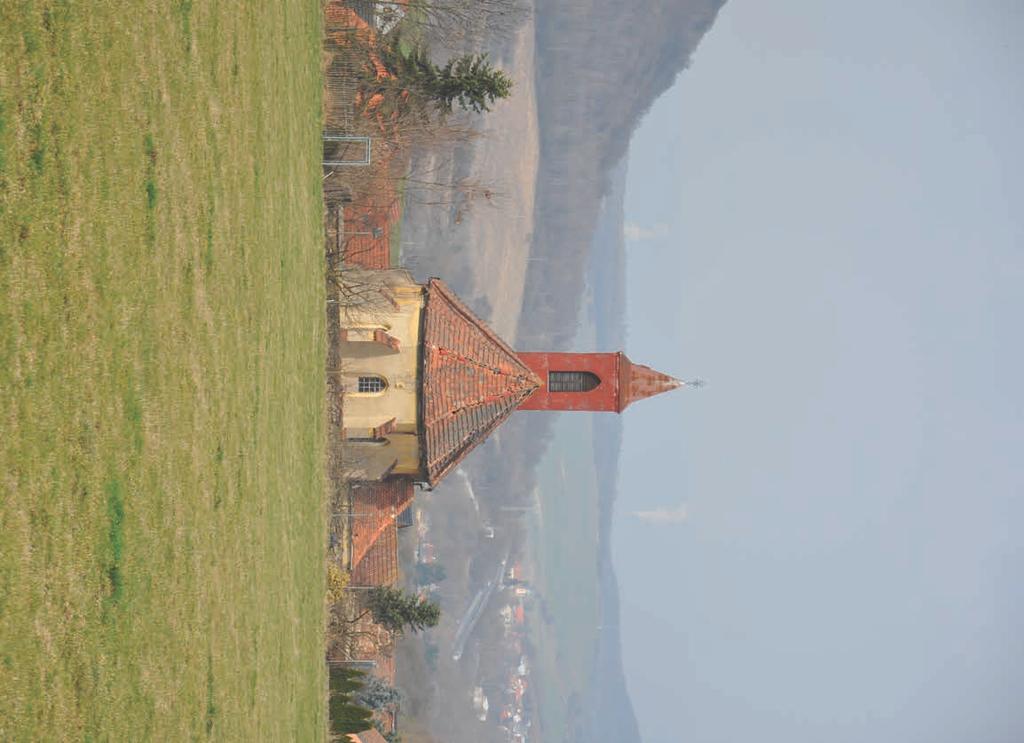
<box><xmin>349</xmin><ymin>478</ymin><xmax>414</xmax><ymax>583</ymax></box>
<box><xmin>419</xmin><ymin>279</ymin><xmax>541</xmax><ymax>485</ymax></box>
<box><xmin>351</xmin><ymin>521</ymin><xmax>399</xmax><ymax>587</ymax></box>
<box><xmin>347</xmin><ymin>728</ymin><xmax>388</xmax><ymax>743</ymax></box>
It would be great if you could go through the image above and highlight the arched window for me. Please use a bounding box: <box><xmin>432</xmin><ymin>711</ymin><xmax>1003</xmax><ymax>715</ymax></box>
<box><xmin>548</xmin><ymin>371</ymin><xmax>600</xmax><ymax>392</ymax></box>
<box><xmin>357</xmin><ymin>375</ymin><xmax>387</xmax><ymax>394</ymax></box>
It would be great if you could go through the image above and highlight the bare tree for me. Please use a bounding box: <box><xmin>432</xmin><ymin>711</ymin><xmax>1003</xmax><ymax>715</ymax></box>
<box><xmin>328</xmin><ymin>266</ymin><xmax>401</xmax><ymax>323</ymax></box>
<box><xmin>365</xmin><ymin>0</ymin><xmax>530</xmax><ymax>47</ymax></box>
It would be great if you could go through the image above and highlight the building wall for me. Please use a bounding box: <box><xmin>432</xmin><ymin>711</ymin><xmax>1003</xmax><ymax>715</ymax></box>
<box><xmin>339</xmin><ymin>269</ymin><xmax>424</xmax><ymax>479</ymax></box>
<box><xmin>342</xmin><ymin>433</ymin><xmax>420</xmax><ymax>481</ymax></box>
<box><xmin>517</xmin><ymin>352</ymin><xmax>622</xmax><ymax>411</ymax></box>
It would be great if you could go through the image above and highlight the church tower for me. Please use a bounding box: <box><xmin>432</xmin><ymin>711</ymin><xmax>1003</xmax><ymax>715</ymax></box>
<box><xmin>517</xmin><ymin>352</ymin><xmax>685</xmax><ymax>412</ymax></box>
<box><xmin>339</xmin><ymin>273</ymin><xmax>693</xmax><ymax>485</ymax></box>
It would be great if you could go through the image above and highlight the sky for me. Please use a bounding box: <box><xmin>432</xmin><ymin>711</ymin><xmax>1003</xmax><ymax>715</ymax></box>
<box><xmin>614</xmin><ymin>2</ymin><xmax>1024</xmax><ymax>742</ymax></box>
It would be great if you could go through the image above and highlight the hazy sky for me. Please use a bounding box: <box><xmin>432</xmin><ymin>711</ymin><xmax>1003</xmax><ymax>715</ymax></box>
<box><xmin>615</xmin><ymin>2</ymin><xmax>1023</xmax><ymax>742</ymax></box>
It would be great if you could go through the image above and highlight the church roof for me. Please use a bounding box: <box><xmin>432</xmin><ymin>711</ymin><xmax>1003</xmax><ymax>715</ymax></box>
<box><xmin>616</xmin><ymin>353</ymin><xmax>683</xmax><ymax>412</ymax></box>
<box><xmin>420</xmin><ymin>279</ymin><xmax>541</xmax><ymax>485</ymax></box>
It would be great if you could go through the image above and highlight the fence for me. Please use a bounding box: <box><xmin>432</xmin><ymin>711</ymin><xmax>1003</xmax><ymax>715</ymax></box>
<box><xmin>324</xmin><ymin>50</ymin><xmax>363</xmax><ymax>135</ymax></box>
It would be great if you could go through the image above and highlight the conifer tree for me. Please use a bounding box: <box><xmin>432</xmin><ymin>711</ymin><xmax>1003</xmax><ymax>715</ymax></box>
<box><xmin>386</xmin><ymin>46</ymin><xmax>513</xmax><ymax>114</ymax></box>
<box><xmin>364</xmin><ymin>586</ymin><xmax>441</xmax><ymax>634</ymax></box>
<box><xmin>352</xmin><ymin>675</ymin><xmax>403</xmax><ymax>710</ymax></box>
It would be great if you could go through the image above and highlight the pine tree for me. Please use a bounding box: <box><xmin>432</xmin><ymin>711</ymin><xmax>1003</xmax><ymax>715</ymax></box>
<box><xmin>433</xmin><ymin>53</ymin><xmax>513</xmax><ymax>113</ymax></box>
<box><xmin>386</xmin><ymin>45</ymin><xmax>512</xmax><ymax>114</ymax></box>
<box><xmin>365</xmin><ymin>586</ymin><xmax>441</xmax><ymax>634</ymax></box>
<box><xmin>352</xmin><ymin>675</ymin><xmax>403</xmax><ymax>710</ymax></box>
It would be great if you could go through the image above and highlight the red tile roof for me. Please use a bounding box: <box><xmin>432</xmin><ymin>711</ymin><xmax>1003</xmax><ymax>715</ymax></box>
<box><xmin>373</xmin><ymin>653</ymin><xmax>396</xmax><ymax>686</ymax></box>
<box><xmin>348</xmin><ymin>730</ymin><xmax>389</xmax><ymax>743</ymax></box>
<box><xmin>325</xmin><ymin>3</ymin><xmax>372</xmax><ymax>37</ymax></box>
<box><xmin>352</xmin><ymin>520</ymin><xmax>399</xmax><ymax>587</ymax></box>
<box><xmin>419</xmin><ymin>279</ymin><xmax>541</xmax><ymax>485</ymax></box>
<box><xmin>349</xmin><ymin>478</ymin><xmax>415</xmax><ymax>581</ymax></box>
<box><xmin>342</xmin><ymin>187</ymin><xmax>401</xmax><ymax>270</ymax></box>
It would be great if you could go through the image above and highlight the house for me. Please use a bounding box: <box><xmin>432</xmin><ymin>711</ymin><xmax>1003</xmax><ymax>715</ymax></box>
<box><xmin>347</xmin><ymin>476</ymin><xmax>417</xmax><ymax>587</ymax></box>
<box><xmin>513</xmin><ymin>605</ymin><xmax>525</xmax><ymax>626</ymax></box>
<box><xmin>347</xmin><ymin>729</ymin><xmax>388</xmax><ymax>743</ymax></box>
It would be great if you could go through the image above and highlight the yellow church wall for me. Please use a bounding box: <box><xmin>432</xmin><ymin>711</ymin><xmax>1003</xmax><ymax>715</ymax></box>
<box><xmin>339</xmin><ymin>269</ymin><xmax>425</xmax><ymax>479</ymax></box>
<box><xmin>342</xmin><ymin>432</ymin><xmax>420</xmax><ymax>480</ymax></box>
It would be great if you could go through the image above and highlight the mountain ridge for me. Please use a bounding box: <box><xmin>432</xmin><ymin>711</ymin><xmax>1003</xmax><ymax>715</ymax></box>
<box><xmin>516</xmin><ymin>0</ymin><xmax>726</xmax><ymax>351</ymax></box>
<box><xmin>394</xmin><ymin>4</ymin><xmax>726</xmax><ymax>738</ymax></box>
<box><xmin>517</xmin><ymin>4</ymin><xmax>727</xmax><ymax>739</ymax></box>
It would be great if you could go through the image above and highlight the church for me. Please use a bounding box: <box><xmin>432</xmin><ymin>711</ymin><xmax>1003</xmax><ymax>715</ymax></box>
<box><xmin>338</xmin><ymin>268</ymin><xmax>686</xmax><ymax>488</ymax></box>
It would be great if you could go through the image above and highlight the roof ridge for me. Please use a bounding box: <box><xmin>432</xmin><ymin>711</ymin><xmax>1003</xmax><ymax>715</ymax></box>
<box><xmin>420</xmin><ymin>279</ymin><xmax>541</xmax><ymax>485</ymax></box>
<box><xmin>430</xmin><ymin>344</ymin><xmax>538</xmax><ymax>382</ymax></box>
<box><xmin>425</xmin><ymin>278</ymin><xmax>541</xmax><ymax>384</ymax></box>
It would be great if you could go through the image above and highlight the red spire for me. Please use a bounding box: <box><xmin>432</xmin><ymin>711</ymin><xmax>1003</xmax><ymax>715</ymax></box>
<box><xmin>616</xmin><ymin>354</ymin><xmax>683</xmax><ymax>411</ymax></box>
<box><xmin>516</xmin><ymin>352</ymin><xmax>686</xmax><ymax>412</ymax></box>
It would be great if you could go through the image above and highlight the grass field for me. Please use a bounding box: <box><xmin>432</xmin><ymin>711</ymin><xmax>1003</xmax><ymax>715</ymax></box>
<box><xmin>0</xmin><ymin>2</ymin><xmax>325</xmax><ymax>740</ymax></box>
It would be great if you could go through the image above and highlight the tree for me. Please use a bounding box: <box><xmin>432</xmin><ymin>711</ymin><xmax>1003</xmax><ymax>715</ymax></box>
<box><xmin>329</xmin><ymin>665</ymin><xmax>367</xmax><ymax>695</ymax></box>
<box><xmin>385</xmin><ymin>45</ymin><xmax>513</xmax><ymax>114</ymax></box>
<box><xmin>374</xmin><ymin>721</ymin><xmax>403</xmax><ymax>743</ymax></box>
<box><xmin>366</xmin><ymin>0</ymin><xmax>528</xmax><ymax>47</ymax></box>
<box><xmin>328</xmin><ymin>695</ymin><xmax>373</xmax><ymax>736</ymax></box>
<box><xmin>328</xmin><ymin>266</ymin><xmax>402</xmax><ymax>325</ymax></box>
<box><xmin>352</xmin><ymin>675</ymin><xmax>403</xmax><ymax>710</ymax></box>
<box><xmin>327</xmin><ymin>666</ymin><xmax>375</xmax><ymax>736</ymax></box>
<box><xmin>364</xmin><ymin>586</ymin><xmax>441</xmax><ymax>634</ymax></box>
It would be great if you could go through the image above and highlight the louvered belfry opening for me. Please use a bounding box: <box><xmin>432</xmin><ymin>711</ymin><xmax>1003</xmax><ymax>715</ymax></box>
<box><xmin>547</xmin><ymin>371</ymin><xmax>601</xmax><ymax>393</ymax></box>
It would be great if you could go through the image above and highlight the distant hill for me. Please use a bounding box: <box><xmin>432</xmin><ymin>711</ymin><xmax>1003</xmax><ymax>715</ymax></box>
<box><xmin>498</xmin><ymin>0</ymin><xmax>725</xmax><ymax>499</ymax></box>
<box><xmin>397</xmin><ymin>3</ymin><xmax>726</xmax><ymax>739</ymax></box>
<box><xmin>515</xmin><ymin>0</ymin><xmax>725</xmax><ymax>351</ymax></box>
<box><xmin>581</xmin><ymin>161</ymin><xmax>638</xmax><ymax>743</ymax></box>
<box><xmin>514</xmin><ymin>3</ymin><xmax>726</xmax><ymax>739</ymax></box>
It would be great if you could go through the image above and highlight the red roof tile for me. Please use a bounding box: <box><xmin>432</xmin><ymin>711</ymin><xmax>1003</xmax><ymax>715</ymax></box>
<box><xmin>419</xmin><ymin>279</ymin><xmax>541</xmax><ymax>485</ymax></box>
<box><xmin>352</xmin><ymin>520</ymin><xmax>399</xmax><ymax>587</ymax></box>
<box><xmin>348</xmin><ymin>730</ymin><xmax>389</xmax><ymax>743</ymax></box>
<box><xmin>343</xmin><ymin>188</ymin><xmax>401</xmax><ymax>270</ymax></box>
<box><xmin>373</xmin><ymin>653</ymin><xmax>396</xmax><ymax>686</ymax></box>
<box><xmin>349</xmin><ymin>478</ymin><xmax>415</xmax><ymax>579</ymax></box>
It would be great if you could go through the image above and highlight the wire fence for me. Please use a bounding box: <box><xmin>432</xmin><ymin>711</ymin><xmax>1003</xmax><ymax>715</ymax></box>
<box><xmin>324</xmin><ymin>50</ymin><xmax>363</xmax><ymax>136</ymax></box>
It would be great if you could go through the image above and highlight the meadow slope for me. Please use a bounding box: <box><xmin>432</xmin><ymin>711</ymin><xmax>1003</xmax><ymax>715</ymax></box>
<box><xmin>0</xmin><ymin>2</ymin><xmax>325</xmax><ymax>739</ymax></box>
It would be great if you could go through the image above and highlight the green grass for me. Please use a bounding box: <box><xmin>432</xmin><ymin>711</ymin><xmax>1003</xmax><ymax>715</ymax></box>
<box><xmin>0</xmin><ymin>2</ymin><xmax>326</xmax><ymax>740</ymax></box>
